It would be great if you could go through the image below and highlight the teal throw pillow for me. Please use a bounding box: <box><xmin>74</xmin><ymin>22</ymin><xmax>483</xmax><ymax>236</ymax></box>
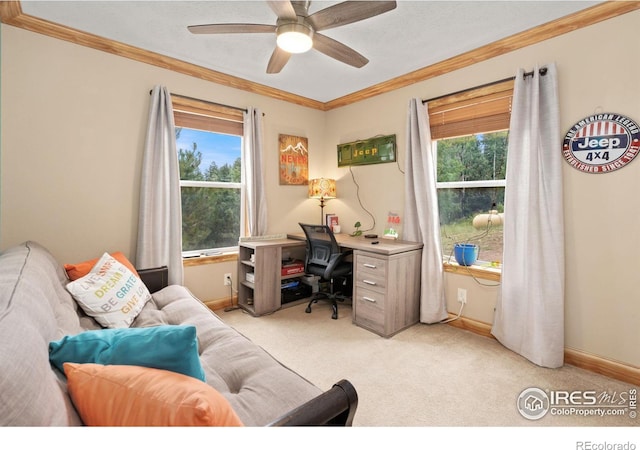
<box><xmin>49</xmin><ymin>325</ymin><xmax>205</xmax><ymax>381</ymax></box>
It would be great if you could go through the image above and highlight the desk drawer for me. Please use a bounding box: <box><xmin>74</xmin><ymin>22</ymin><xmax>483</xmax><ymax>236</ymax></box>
<box><xmin>355</xmin><ymin>253</ymin><xmax>387</xmax><ymax>291</ymax></box>
<box><xmin>353</xmin><ymin>287</ymin><xmax>385</xmax><ymax>334</ymax></box>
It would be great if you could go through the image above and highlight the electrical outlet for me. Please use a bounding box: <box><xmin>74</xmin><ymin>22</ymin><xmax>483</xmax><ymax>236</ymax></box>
<box><xmin>224</xmin><ymin>273</ymin><xmax>232</xmax><ymax>286</ymax></box>
<box><xmin>457</xmin><ymin>288</ymin><xmax>467</xmax><ymax>304</ymax></box>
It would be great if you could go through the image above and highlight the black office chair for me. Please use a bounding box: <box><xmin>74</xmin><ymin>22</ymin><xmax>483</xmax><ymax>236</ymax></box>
<box><xmin>299</xmin><ymin>223</ymin><xmax>353</xmax><ymax>320</ymax></box>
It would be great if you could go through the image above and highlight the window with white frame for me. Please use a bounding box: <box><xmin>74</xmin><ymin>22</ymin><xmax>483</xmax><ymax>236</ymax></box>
<box><xmin>172</xmin><ymin>96</ymin><xmax>244</xmax><ymax>256</ymax></box>
<box><xmin>428</xmin><ymin>79</ymin><xmax>513</xmax><ymax>266</ymax></box>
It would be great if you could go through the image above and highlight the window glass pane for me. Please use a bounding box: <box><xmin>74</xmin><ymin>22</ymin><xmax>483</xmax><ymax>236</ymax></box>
<box><xmin>439</xmin><ymin>187</ymin><xmax>504</xmax><ymax>264</ymax></box>
<box><xmin>436</xmin><ymin>130</ymin><xmax>508</xmax><ymax>265</ymax></box>
<box><xmin>176</xmin><ymin>127</ymin><xmax>242</xmax><ymax>253</ymax></box>
<box><xmin>181</xmin><ymin>187</ymin><xmax>241</xmax><ymax>252</ymax></box>
<box><xmin>436</xmin><ymin>132</ymin><xmax>508</xmax><ymax>183</ymax></box>
<box><xmin>177</xmin><ymin>128</ymin><xmax>241</xmax><ymax>181</ymax></box>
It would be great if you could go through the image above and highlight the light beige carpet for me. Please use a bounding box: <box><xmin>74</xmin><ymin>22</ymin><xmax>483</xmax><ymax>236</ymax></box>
<box><xmin>218</xmin><ymin>302</ymin><xmax>638</xmax><ymax>428</ymax></box>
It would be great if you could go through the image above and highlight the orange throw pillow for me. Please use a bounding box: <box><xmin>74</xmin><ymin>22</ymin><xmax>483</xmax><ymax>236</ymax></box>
<box><xmin>65</xmin><ymin>252</ymin><xmax>139</xmax><ymax>280</ymax></box>
<box><xmin>64</xmin><ymin>363</ymin><xmax>243</xmax><ymax>427</ymax></box>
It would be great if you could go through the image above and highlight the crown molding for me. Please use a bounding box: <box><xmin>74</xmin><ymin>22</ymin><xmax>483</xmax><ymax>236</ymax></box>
<box><xmin>0</xmin><ymin>0</ymin><xmax>326</xmax><ymax>110</ymax></box>
<box><xmin>2</xmin><ymin>1</ymin><xmax>639</xmax><ymax>111</ymax></box>
<box><xmin>324</xmin><ymin>1</ymin><xmax>640</xmax><ymax>109</ymax></box>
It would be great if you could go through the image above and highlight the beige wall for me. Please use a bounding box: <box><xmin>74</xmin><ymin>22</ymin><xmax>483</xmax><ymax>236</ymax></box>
<box><xmin>2</xmin><ymin>10</ymin><xmax>639</xmax><ymax>368</ymax></box>
<box><xmin>324</xmin><ymin>11</ymin><xmax>640</xmax><ymax>368</ymax></box>
<box><xmin>0</xmin><ymin>24</ymin><xmax>325</xmax><ymax>303</ymax></box>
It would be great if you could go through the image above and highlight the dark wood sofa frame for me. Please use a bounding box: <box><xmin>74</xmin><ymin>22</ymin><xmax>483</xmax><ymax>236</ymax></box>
<box><xmin>137</xmin><ymin>266</ymin><xmax>358</xmax><ymax>427</ymax></box>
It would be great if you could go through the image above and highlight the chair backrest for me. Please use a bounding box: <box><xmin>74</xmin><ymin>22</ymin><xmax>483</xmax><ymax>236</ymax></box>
<box><xmin>298</xmin><ymin>223</ymin><xmax>341</xmax><ymax>268</ymax></box>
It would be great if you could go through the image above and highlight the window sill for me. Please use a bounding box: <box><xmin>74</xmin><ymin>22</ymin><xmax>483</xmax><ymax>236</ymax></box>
<box><xmin>443</xmin><ymin>261</ymin><xmax>501</xmax><ymax>282</ymax></box>
<box><xmin>182</xmin><ymin>251</ymin><xmax>238</xmax><ymax>267</ymax></box>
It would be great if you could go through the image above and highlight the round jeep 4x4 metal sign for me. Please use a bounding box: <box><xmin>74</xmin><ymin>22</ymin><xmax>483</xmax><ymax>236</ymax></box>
<box><xmin>562</xmin><ymin>113</ymin><xmax>640</xmax><ymax>173</ymax></box>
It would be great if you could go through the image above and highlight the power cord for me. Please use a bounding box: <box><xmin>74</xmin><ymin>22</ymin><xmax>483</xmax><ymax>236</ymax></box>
<box><xmin>440</xmin><ymin>300</ymin><xmax>465</xmax><ymax>323</ymax></box>
<box><xmin>348</xmin><ymin>166</ymin><xmax>376</xmax><ymax>232</ymax></box>
<box><xmin>223</xmin><ymin>276</ymin><xmax>240</xmax><ymax>312</ymax></box>
<box><xmin>395</xmin><ymin>151</ymin><xmax>404</xmax><ymax>174</ymax></box>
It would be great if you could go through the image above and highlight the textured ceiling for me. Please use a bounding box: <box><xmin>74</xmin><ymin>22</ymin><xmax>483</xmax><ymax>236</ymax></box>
<box><xmin>21</xmin><ymin>0</ymin><xmax>601</xmax><ymax>102</ymax></box>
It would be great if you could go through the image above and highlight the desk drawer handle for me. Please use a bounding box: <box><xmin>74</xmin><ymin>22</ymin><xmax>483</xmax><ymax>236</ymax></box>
<box><xmin>363</xmin><ymin>296</ymin><xmax>376</xmax><ymax>303</ymax></box>
<box><xmin>363</xmin><ymin>263</ymin><xmax>377</xmax><ymax>269</ymax></box>
<box><xmin>363</xmin><ymin>280</ymin><xmax>377</xmax><ymax>286</ymax></box>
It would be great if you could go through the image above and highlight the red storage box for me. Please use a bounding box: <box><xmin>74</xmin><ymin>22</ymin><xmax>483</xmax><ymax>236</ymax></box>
<box><xmin>281</xmin><ymin>261</ymin><xmax>305</xmax><ymax>276</ymax></box>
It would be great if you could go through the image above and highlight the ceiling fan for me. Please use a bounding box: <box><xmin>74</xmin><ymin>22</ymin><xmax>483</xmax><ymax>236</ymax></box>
<box><xmin>188</xmin><ymin>1</ymin><xmax>397</xmax><ymax>74</ymax></box>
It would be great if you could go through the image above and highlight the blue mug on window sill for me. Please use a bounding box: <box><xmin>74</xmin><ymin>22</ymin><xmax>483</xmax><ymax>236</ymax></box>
<box><xmin>454</xmin><ymin>243</ymin><xmax>479</xmax><ymax>266</ymax></box>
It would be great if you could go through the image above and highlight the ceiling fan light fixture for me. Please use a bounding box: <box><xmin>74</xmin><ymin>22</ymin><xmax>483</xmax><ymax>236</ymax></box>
<box><xmin>276</xmin><ymin>22</ymin><xmax>313</xmax><ymax>54</ymax></box>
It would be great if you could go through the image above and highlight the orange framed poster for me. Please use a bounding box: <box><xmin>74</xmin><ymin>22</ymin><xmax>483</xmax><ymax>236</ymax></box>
<box><xmin>279</xmin><ymin>134</ymin><xmax>309</xmax><ymax>185</ymax></box>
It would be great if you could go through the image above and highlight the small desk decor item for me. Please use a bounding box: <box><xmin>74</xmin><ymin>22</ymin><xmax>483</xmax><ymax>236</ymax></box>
<box><xmin>325</xmin><ymin>214</ymin><xmax>339</xmax><ymax>232</ymax></box>
<box><xmin>351</xmin><ymin>221</ymin><xmax>362</xmax><ymax>236</ymax></box>
<box><xmin>279</xmin><ymin>134</ymin><xmax>309</xmax><ymax>185</ymax></box>
<box><xmin>337</xmin><ymin>134</ymin><xmax>396</xmax><ymax>167</ymax></box>
<box><xmin>562</xmin><ymin>113</ymin><xmax>639</xmax><ymax>173</ymax></box>
<box><xmin>383</xmin><ymin>212</ymin><xmax>400</xmax><ymax>239</ymax></box>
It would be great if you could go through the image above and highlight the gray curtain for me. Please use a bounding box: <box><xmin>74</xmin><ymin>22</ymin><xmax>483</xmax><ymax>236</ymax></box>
<box><xmin>404</xmin><ymin>98</ymin><xmax>448</xmax><ymax>323</ymax></box>
<box><xmin>136</xmin><ymin>86</ymin><xmax>184</xmax><ymax>285</ymax></box>
<box><xmin>492</xmin><ymin>63</ymin><xmax>565</xmax><ymax>368</ymax></box>
<box><xmin>243</xmin><ymin>107</ymin><xmax>267</xmax><ymax>236</ymax></box>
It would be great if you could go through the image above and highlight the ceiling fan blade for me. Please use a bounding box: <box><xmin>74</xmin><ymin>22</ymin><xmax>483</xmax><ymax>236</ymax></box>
<box><xmin>308</xmin><ymin>1</ymin><xmax>397</xmax><ymax>31</ymax></box>
<box><xmin>188</xmin><ymin>23</ymin><xmax>276</xmax><ymax>34</ymax></box>
<box><xmin>266</xmin><ymin>46</ymin><xmax>292</xmax><ymax>74</ymax></box>
<box><xmin>313</xmin><ymin>33</ymin><xmax>368</xmax><ymax>68</ymax></box>
<box><xmin>266</xmin><ymin>0</ymin><xmax>297</xmax><ymax>20</ymax></box>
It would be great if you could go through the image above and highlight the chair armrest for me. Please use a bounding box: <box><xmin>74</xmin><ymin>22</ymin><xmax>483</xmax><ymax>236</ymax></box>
<box><xmin>137</xmin><ymin>266</ymin><xmax>168</xmax><ymax>293</ymax></box>
<box><xmin>267</xmin><ymin>379</ymin><xmax>358</xmax><ymax>426</ymax></box>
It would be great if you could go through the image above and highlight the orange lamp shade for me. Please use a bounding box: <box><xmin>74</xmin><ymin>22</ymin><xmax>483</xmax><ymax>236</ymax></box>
<box><xmin>308</xmin><ymin>178</ymin><xmax>336</xmax><ymax>199</ymax></box>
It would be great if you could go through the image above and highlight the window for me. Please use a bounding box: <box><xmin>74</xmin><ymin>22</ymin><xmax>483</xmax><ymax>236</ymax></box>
<box><xmin>172</xmin><ymin>96</ymin><xmax>244</xmax><ymax>256</ymax></box>
<box><xmin>428</xmin><ymin>79</ymin><xmax>513</xmax><ymax>266</ymax></box>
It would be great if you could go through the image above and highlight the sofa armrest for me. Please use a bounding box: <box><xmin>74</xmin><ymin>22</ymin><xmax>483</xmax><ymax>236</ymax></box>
<box><xmin>137</xmin><ymin>266</ymin><xmax>168</xmax><ymax>294</ymax></box>
<box><xmin>267</xmin><ymin>379</ymin><xmax>358</xmax><ymax>426</ymax></box>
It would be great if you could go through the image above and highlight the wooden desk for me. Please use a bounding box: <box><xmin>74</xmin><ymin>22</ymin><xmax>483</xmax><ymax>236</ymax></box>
<box><xmin>287</xmin><ymin>232</ymin><xmax>423</xmax><ymax>255</ymax></box>
<box><xmin>289</xmin><ymin>233</ymin><xmax>423</xmax><ymax>338</ymax></box>
<box><xmin>237</xmin><ymin>234</ymin><xmax>423</xmax><ymax>337</ymax></box>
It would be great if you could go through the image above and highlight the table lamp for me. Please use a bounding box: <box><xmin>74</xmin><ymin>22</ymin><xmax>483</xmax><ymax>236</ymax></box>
<box><xmin>308</xmin><ymin>178</ymin><xmax>336</xmax><ymax>224</ymax></box>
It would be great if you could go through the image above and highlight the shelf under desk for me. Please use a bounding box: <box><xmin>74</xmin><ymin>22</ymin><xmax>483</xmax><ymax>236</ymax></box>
<box><xmin>237</xmin><ymin>238</ymin><xmax>307</xmax><ymax>316</ymax></box>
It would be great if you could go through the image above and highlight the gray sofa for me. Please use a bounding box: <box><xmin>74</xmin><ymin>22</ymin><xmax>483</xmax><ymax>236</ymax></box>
<box><xmin>0</xmin><ymin>241</ymin><xmax>357</xmax><ymax>426</ymax></box>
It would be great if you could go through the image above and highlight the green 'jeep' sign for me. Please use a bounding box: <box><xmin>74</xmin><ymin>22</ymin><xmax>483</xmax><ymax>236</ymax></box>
<box><xmin>337</xmin><ymin>134</ymin><xmax>396</xmax><ymax>167</ymax></box>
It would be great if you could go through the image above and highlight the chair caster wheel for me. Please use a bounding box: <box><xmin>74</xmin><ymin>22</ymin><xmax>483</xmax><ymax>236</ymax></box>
<box><xmin>305</xmin><ymin>306</ymin><xmax>311</xmax><ymax>313</ymax></box>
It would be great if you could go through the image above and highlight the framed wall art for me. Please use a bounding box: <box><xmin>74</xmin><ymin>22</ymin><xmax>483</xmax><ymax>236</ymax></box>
<box><xmin>279</xmin><ymin>134</ymin><xmax>309</xmax><ymax>185</ymax></box>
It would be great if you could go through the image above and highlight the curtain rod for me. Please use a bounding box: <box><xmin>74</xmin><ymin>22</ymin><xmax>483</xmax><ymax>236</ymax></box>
<box><xmin>422</xmin><ymin>67</ymin><xmax>547</xmax><ymax>104</ymax></box>
<box><xmin>149</xmin><ymin>90</ymin><xmax>248</xmax><ymax>113</ymax></box>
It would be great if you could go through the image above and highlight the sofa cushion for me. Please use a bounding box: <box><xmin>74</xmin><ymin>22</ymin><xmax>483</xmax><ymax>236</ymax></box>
<box><xmin>49</xmin><ymin>325</ymin><xmax>206</xmax><ymax>381</ymax></box>
<box><xmin>0</xmin><ymin>241</ymin><xmax>86</xmax><ymax>426</ymax></box>
<box><xmin>132</xmin><ymin>285</ymin><xmax>323</xmax><ymax>426</ymax></box>
<box><xmin>64</xmin><ymin>251</ymin><xmax>140</xmax><ymax>281</ymax></box>
<box><xmin>66</xmin><ymin>252</ymin><xmax>151</xmax><ymax>328</ymax></box>
<box><xmin>0</xmin><ymin>241</ymin><xmax>324</xmax><ymax>427</ymax></box>
<box><xmin>64</xmin><ymin>363</ymin><xmax>243</xmax><ymax>426</ymax></box>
